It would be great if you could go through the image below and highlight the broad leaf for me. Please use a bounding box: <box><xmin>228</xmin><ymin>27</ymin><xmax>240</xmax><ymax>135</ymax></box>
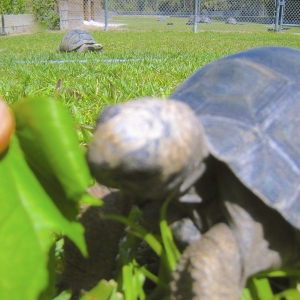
<box><xmin>272</xmin><ymin>289</ymin><xmax>300</xmax><ymax>300</ymax></box>
<box><xmin>53</xmin><ymin>290</ymin><xmax>72</xmax><ymax>300</ymax></box>
<box><xmin>0</xmin><ymin>137</ymin><xmax>87</xmax><ymax>300</ymax></box>
<box><xmin>246</xmin><ymin>277</ymin><xmax>273</xmax><ymax>300</ymax></box>
<box><xmin>12</xmin><ymin>96</ymin><xmax>91</xmax><ymax>202</ymax></box>
<box><xmin>80</xmin><ymin>279</ymin><xmax>119</xmax><ymax>300</ymax></box>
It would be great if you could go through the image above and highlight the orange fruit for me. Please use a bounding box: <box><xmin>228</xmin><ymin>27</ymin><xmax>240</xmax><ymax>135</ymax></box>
<box><xmin>0</xmin><ymin>98</ymin><xmax>15</xmax><ymax>154</ymax></box>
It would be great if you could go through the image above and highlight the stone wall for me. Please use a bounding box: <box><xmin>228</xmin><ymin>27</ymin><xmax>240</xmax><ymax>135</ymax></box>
<box><xmin>1</xmin><ymin>14</ymin><xmax>35</xmax><ymax>34</ymax></box>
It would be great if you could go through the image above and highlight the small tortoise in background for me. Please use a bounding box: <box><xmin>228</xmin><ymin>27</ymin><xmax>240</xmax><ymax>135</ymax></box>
<box><xmin>57</xmin><ymin>29</ymin><xmax>103</xmax><ymax>53</ymax></box>
<box><xmin>187</xmin><ymin>15</ymin><xmax>212</xmax><ymax>25</ymax></box>
<box><xmin>86</xmin><ymin>46</ymin><xmax>300</xmax><ymax>299</ymax></box>
<box><xmin>226</xmin><ymin>17</ymin><xmax>238</xmax><ymax>24</ymax></box>
<box><xmin>198</xmin><ymin>16</ymin><xmax>212</xmax><ymax>24</ymax></box>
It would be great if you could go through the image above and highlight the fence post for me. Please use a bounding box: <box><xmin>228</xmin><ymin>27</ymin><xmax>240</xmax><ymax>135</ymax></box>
<box><xmin>275</xmin><ymin>0</ymin><xmax>285</xmax><ymax>32</ymax></box>
<box><xmin>1</xmin><ymin>14</ymin><xmax>7</xmax><ymax>36</ymax></box>
<box><xmin>104</xmin><ymin>0</ymin><xmax>108</xmax><ymax>31</ymax></box>
<box><xmin>279</xmin><ymin>0</ymin><xmax>285</xmax><ymax>31</ymax></box>
<box><xmin>88</xmin><ymin>0</ymin><xmax>91</xmax><ymax>21</ymax></box>
<box><xmin>194</xmin><ymin>0</ymin><xmax>199</xmax><ymax>33</ymax></box>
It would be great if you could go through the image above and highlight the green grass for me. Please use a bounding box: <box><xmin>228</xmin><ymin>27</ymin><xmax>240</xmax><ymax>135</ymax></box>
<box><xmin>111</xmin><ymin>16</ymin><xmax>273</xmax><ymax>32</ymax></box>
<box><xmin>1</xmin><ymin>30</ymin><xmax>300</xmax><ymax>125</ymax></box>
<box><xmin>110</xmin><ymin>16</ymin><xmax>300</xmax><ymax>33</ymax></box>
<box><xmin>1</xmin><ymin>29</ymin><xmax>300</xmax><ymax>299</ymax></box>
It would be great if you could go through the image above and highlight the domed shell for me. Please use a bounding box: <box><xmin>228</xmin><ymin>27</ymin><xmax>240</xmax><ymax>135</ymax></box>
<box><xmin>59</xmin><ymin>29</ymin><xmax>96</xmax><ymax>52</ymax></box>
<box><xmin>170</xmin><ymin>46</ymin><xmax>300</xmax><ymax>230</ymax></box>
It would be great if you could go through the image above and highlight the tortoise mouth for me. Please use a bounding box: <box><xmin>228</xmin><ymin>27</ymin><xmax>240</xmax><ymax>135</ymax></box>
<box><xmin>88</xmin><ymin>160</ymin><xmax>185</xmax><ymax>200</ymax></box>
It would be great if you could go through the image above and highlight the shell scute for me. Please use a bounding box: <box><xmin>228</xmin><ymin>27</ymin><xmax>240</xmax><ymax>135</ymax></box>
<box><xmin>171</xmin><ymin>46</ymin><xmax>300</xmax><ymax>229</ymax></box>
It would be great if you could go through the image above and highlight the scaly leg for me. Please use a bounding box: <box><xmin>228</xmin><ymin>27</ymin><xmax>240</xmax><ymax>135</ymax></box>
<box><xmin>171</xmin><ymin>223</ymin><xmax>242</xmax><ymax>300</ymax></box>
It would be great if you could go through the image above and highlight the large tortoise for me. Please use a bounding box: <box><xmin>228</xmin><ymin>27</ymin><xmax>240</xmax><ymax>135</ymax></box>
<box><xmin>86</xmin><ymin>46</ymin><xmax>300</xmax><ymax>299</ymax></box>
<box><xmin>57</xmin><ymin>29</ymin><xmax>103</xmax><ymax>53</ymax></box>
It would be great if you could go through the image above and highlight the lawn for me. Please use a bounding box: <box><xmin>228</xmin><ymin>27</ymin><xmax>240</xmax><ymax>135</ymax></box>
<box><xmin>1</xmin><ymin>30</ymin><xmax>300</xmax><ymax>126</ymax></box>
<box><xmin>110</xmin><ymin>15</ymin><xmax>282</xmax><ymax>33</ymax></box>
<box><xmin>1</xmin><ymin>29</ymin><xmax>300</xmax><ymax>300</ymax></box>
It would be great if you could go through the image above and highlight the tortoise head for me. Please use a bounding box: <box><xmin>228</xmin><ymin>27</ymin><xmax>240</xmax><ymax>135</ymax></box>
<box><xmin>90</xmin><ymin>43</ymin><xmax>103</xmax><ymax>51</ymax></box>
<box><xmin>86</xmin><ymin>98</ymin><xmax>209</xmax><ymax>200</ymax></box>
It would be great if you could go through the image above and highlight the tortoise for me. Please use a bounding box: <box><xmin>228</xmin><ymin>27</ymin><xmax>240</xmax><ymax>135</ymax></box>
<box><xmin>57</xmin><ymin>29</ymin><xmax>103</xmax><ymax>53</ymax></box>
<box><xmin>198</xmin><ymin>16</ymin><xmax>212</xmax><ymax>24</ymax></box>
<box><xmin>187</xmin><ymin>15</ymin><xmax>212</xmax><ymax>25</ymax></box>
<box><xmin>226</xmin><ymin>17</ymin><xmax>238</xmax><ymax>24</ymax></box>
<box><xmin>186</xmin><ymin>15</ymin><xmax>200</xmax><ymax>25</ymax></box>
<box><xmin>86</xmin><ymin>46</ymin><xmax>300</xmax><ymax>299</ymax></box>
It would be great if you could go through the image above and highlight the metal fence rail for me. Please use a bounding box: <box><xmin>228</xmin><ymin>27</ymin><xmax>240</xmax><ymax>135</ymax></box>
<box><xmin>1</xmin><ymin>0</ymin><xmax>300</xmax><ymax>33</ymax></box>
<box><xmin>57</xmin><ymin>0</ymin><xmax>277</xmax><ymax>32</ymax></box>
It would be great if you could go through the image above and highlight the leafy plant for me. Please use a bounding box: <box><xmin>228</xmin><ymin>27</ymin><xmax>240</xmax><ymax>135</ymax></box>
<box><xmin>31</xmin><ymin>0</ymin><xmax>60</xmax><ymax>30</ymax></box>
<box><xmin>80</xmin><ymin>193</ymin><xmax>181</xmax><ymax>300</ymax></box>
<box><xmin>243</xmin><ymin>269</ymin><xmax>300</xmax><ymax>300</ymax></box>
<box><xmin>2</xmin><ymin>31</ymin><xmax>300</xmax><ymax>300</ymax></box>
<box><xmin>0</xmin><ymin>96</ymin><xmax>100</xmax><ymax>299</ymax></box>
<box><xmin>1</xmin><ymin>95</ymin><xmax>300</xmax><ymax>300</ymax></box>
<box><xmin>1</xmin><ymin>0</ymin><xmax>27</xmax><ymax>14</ymax></box>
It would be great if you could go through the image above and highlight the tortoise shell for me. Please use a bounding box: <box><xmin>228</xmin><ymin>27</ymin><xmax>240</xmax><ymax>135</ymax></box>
<box><xmin>170</xmin><ymin>46</ymin><xmax>300</xmax><ymax>230</ymax></box>
<box><xmin>58</xmin><ymin>29</ymin><xmax>97</xmax><ymax>52</ymax></box>
<box><xmin>198</xmin><ymin>16</ymin><xmax>212</xmax><ymax>23</ymax></box>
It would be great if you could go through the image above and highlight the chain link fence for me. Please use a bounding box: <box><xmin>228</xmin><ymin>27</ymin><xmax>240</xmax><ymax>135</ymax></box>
<box><xmin>1</xmin><ymin>0</ymin><xmax>300</xmax><ymax>33</ymax></box>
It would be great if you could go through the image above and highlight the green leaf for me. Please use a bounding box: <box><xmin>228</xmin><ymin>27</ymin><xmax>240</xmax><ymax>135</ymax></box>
<box><xmin>12</xmin><ymin>96</ymin><xmax>91</xmax><ymax>202</ymax></box>
<box><xmin>123</xmin><ymin>264</ymin><xmax>135</xmax><ymax>300</ymax></box>
<box><xmin>246</xmin><ymin>277</ymin><xmax>273</xmax><ymax>300</ymax></box>
<box><xmin>53</xmin><ymin>290</ymin><xmax>72</xmax><ymax>300</ymax></box>
<box><xmin>72</xmin><ymin>104</ymin><xmax>94</xmax><ymax>145</ymax></box>
<box><xmin>79</xmin><ymin>192</ymin><xmax>103</xmax><ymax>207</ymax></box>
<box><xmin>110</xmin><ymin>209</ymin><xmax>168</xmax><ymax>298</ymax></box>
<box><xmin>76</xmin><ymin>123</ymin><xmax>94</xmax><ymax>145</ymax></box>
<box><xmin>106</xmin><ymin>214</ymin><xmax>163</xmax><ymax>257</ymax></box>
<box><xmin>241</xmin><ymin>288</ymin><xmax>253</xmax><ymax>300</ymax></box>
<box><xmin>0</xmin><ymin>137</ymin><xmax>87</xmax><ymax>300</ymax></box>
<box><xmin>272</xmin><ymin>289</ymin><xmax>300</xmax><ymax>300</ymax></box>
<box><xmin>244</xmin><ymin>268</ymin><xmax>300</xmax><ymax>300</ymax></box>
<box><xmin>159</xmin><ymin>194</ymin><xmax>181</xmax><ymax>271</ymax></box>
<box><xmin>139</xmin><ymin>266</ymin><xmax>167</xmax><ymax>288</ymax></box>
<box><xmin>109</xmin><ymin>293</ymin><xmax>124</xmax><ymax>300</ymax></box>
<box><xmin>80</xmin><ymin>279</ymin><xmax>118</xmax><ymax>300</ymax></box>
<box><xmin>256</xmin><ymin>268</ymin><xmax>300</xmax><ymax>278</ymax></box>
<box><xmin>133</xmin><ymin>267</ymin><xmax>146</xmax><ymax>300</ymax></box>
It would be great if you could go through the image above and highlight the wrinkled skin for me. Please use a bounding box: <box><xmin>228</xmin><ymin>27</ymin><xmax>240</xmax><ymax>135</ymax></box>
<box><xmin>171</xmin><ymin>156</ymin><xmax>300</xmax><ymax>299</ymax></box>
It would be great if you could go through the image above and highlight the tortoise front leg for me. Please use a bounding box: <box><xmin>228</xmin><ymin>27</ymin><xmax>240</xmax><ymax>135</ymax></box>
<box><xmin>170</xmin><ymin>223</ymin><xmax>242</xmax><ymax>300</ymax></box>
<box><xmin>170</xmin><ymin>161</ymin><xmax>300</xmax><ymax>300</ymax></box>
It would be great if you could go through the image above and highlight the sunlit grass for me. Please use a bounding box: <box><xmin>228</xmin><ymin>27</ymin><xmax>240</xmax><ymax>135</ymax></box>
<box><xmin>1</xmin><ymin>30</ymin><xmax>299</xmax><ymax>125</ymax></box>
<box><xmin>1</xmin><ymin>28</ymin><xmax>300</xmax><ymax>300</ymax></box>
<box><xmin>111</xmin><ymin>15</ymin><xmax>300</xmax><ymax>33</ymax></box>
